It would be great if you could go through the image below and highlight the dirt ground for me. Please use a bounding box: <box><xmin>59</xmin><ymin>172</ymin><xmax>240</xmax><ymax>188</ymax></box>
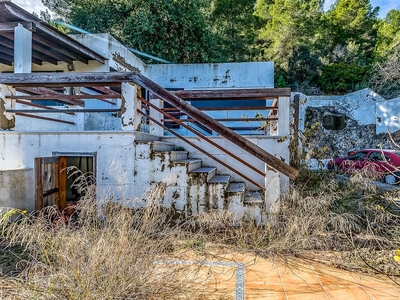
<box><xmin>180</xmin><ymin>251</ymin><xmax>400</xmax><ymax>299</ymax></box>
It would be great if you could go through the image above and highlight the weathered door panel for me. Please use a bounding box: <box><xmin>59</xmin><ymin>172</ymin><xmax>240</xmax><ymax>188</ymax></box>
<box><xmin>35</xmin><ymin>156</ymin><xmax>67</xmax><ymax>211</ymax></box>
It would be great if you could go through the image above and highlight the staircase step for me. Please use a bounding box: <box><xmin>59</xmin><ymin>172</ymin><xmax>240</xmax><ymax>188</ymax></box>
<box><xmin>153</xmin><ymin>150</ymin><xmax>188</xmax><ymax>161</ymax></box>
<box><xmin>191</xmin><ymin>167</ymin><xmax>217</xmax><ymax>182</ymax></box>
<box><xmin>170</xmin><ymin>151</ymin><xmax>189</xmax><ymax>161</ymax></box>
<box><xmin>151</xmin><ymin>141</ymin><xmax>176</xmax><ymax>151</ymax></box>
<box><xmin>227</xmin><ymin>182</ymin><xmax>246</xmax><ymax>193</ymax></box>
<box><xmin>244</xmin><ymin>191</ymin><xmax>264</xmax><ymax>205</ymax></box>
<box><xmin>209</xmin><ymin>174</ymin><xmax>230</xmax><ymax>184</ymax></box>
<box><xmin>174</xmin><ymin>159</ymin><xmax>202</xmax><ymax>171</ymax></box>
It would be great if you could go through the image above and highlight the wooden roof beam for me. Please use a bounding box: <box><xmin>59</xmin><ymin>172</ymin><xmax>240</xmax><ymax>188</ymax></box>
<box><xmin>0</xmin><ymin>43</ymin><xmax>43</xmax><ymax>65</ymax></box>
<box><xmin>0</xmin><ymin>57</ymin><xmax>12</xmax><ymax>66</ymax></box>
<box><xmin>3</xmin><ymin>2</ymin><xmax>106</xmax><ymax>64</ymax></box>
<box><xmin>32</xmin><ymin>34</ymin><xmax>88</xmax><ymax>64</ymax></box>
<box><xmin>0</xmin><ymin>21</ymin><xmax>36</xmax><ymax>32</ymax></box>
<box><xmin>32</xmin><ymin>49</ymin><xmax>57</xmax><ymax>65</ymax></box>
<box><xmin>32</xmin><ymin>41</ymin><xmax>74</xmax><ymax>64</ymax></box>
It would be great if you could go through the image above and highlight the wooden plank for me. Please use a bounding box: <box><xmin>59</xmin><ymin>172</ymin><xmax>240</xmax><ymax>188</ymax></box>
<box><xmin>0</xmin><ymin>22</ymin><xmax>36</xmax><ymax>32</ymax></box>
<box><xmin>2</xmin><ymin>2</ymin><xmax>105</xmax><ymax>64</ymax></box>
<box><xmin>9</xmin><ymin>108</ymin><xmax>121</xmax><ymax>113</ymax></box>
<box><xmin>34</xmin><ymin>157</ymin><xmax>43</xmax><ymax>211</ymax></box>
<box><xmin>16</xmin><ymin>113</ymin><xmax>75</xmax><ymax>125</ymax></box>
<box><xmin>42</xmin><ymin>187</ymin><xmax>59</xmax><ymax>198</ymax></box>
<box><xmin>0</xmin><ymin>57</ymin><xmax>12</xmax><ymax>66</ymax></box>
<box><xmin>7</xmin><ymin>94</ymin><xmax>120</xmax><ymax>100</ymax></box>
<box><xmin>0</xmin><ymin>72</ymin><xmax>132</xmax><ymax>87</ymax></box>
<box><xmin>31</xmin><ymin>34</ymin><xmax>89</xmax><ymax>64</ymax></box>
<box><xmin>58</xmin><ymin>156</ymin><xmax>67</xmax><ymax>211</ymax></box>
<box><xmin>32</xmin><ymin>41</ymin><xmax>73</xmax><ymax>64</ymax></box>
<box><xmin>54</xmin><ymin>160</ymin><xmax>60</xmax><ymax>209</ymax></box>
<box><xmin>42</xmin><ymin>156</ymin><xmax>59</xmax><ymax>164</ymax></box>
<box><xmin>171</xmin><ymin>89</ymin><xmax>291</xmax><ymax>99</ymax></box>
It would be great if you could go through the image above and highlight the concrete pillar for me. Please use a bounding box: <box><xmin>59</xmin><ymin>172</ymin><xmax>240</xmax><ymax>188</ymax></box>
<box><xmin>121</xmin><ymin>82</ymin><xmax>140</xmax><ymax>131</ymax></box>
<box><xmin>149</xmin><ymin>98</ymin><xmax>164</xmax><ymax>136</ymax></box>
<box><xmin>278</xmin><ymin>96</ymin><xmax>290</xmax><ymax>136</ymax></box>
<box><xmin>14</xmin><ymin>24</ymin><xmax>32</xmax><ymax>73</ymax></box>
<box><xmin>265</xmin><ymin>168</ymin><xmax>280</xmax><ymax>214</ymax></box>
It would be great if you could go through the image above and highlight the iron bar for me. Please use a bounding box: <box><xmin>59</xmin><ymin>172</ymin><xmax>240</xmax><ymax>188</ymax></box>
<box><xmin>16</xmin><ymin>99</ymin><xmax>75</xmax><ymax>115</ymax></box>
<box><xmin>132</xmin><ymin>72</ymin><xmax>299</xmax><ymax>180</ymax></box>
<box><xmin>16</xmin><ymin>113</ymin><xmax>75</xmax><ymax>125</ymax></box>
<box><xmin>163</xmin><ymin>117</ymin><xmax>278</xmax><ymax>122</ymax></box>
<box><xmin>163</xmin><ymin>106</ymin><xmax>278</xmax><ymax>112</ymax></box>
<box><xmin>139</xmin><ymin>97</ymin><xmax>265</xmax><ymax>177</ymax></box>
<box><xmin>138</xmin><ymin>109</ymin><xmax>266</xmax><ymax>190</ymax></box>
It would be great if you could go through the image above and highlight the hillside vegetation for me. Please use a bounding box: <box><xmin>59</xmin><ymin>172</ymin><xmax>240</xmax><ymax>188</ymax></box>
<box><xmin>41</xmin><ymin>0</ymin><xmax>400</xmax><ymax>97</ymax></box>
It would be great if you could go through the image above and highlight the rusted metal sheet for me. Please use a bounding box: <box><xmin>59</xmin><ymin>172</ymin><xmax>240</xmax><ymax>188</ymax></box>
<box><xmin>133</xmin><ymin>73</ymin><xmax>299</xmax><ymax>180</ymax></box>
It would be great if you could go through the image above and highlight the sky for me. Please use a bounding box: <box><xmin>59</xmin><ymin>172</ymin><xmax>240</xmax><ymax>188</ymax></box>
<box><xmin>324</xmin><ymin>0</ymin><xmax>400</xmax><ymax>17</ymax></box>
<box><xmin>11</xmin><ymin>0</ymin><xmax>400</xmax><ymax>18</ymax></box>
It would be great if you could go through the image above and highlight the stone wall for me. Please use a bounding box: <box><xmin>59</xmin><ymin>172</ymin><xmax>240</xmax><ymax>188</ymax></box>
<box><xmin>297</xmin><ymin>89</ymin><xmax>400</xmax><ymax>161</ymax></box>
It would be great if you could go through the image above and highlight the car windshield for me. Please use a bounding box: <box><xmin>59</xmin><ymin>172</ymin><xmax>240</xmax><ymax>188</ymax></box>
<box><xmin>348</xmin><ymin>152</ymin><xmax>367</xmax><ymax>160</ymax></box>
<box><xmin>394</xmin><ymin>152</ymin><xmax>400</xmax><ymax>157</ymax></box>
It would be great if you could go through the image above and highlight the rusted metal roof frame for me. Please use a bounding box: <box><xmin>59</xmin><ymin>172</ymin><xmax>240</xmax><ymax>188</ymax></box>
<box><xmin>0</xmin><ymin>71</ymin><xmax>299</xmax><ymax>180</ymax></box>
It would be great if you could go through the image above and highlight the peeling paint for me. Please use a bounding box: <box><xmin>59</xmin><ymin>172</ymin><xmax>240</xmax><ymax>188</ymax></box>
<box><xmin>111</xmin><ymin>52</ymin><xmax>141</xmax><ymax>72</ymax></box>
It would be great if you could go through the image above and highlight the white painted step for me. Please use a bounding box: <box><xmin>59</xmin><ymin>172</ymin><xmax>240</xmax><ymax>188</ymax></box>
<box><xmin>227</xmin><ymin>182</ymin><xmax>246</xmax><ymax>193</ymax></box>
<box><xmin>173</xmin><ymin>159</ymin><xmax>202</xmax><ymax>171</ymax></box>
<box><xmin>209</xmin><ymin>174</ymin><xmax>230</xmax><ymax>184</ymax></box>
<box><xmin>153</xmin><ymin>150</ymin><xmax>188</xmax><ymax>161</ymax></box>
<box><xmin>191</xmin><ymin>167</ymin><xmax>217</xmax><ymax>182</ymax></box>
<box><xmin>244</xmin><ymin>191</ymin><xmax>264</xmax><ymax>205</ymax></box>
<box><xmin>151</xmin><ymin>141</ymin><xmax>176</xmax><ymax>151</ymax></box>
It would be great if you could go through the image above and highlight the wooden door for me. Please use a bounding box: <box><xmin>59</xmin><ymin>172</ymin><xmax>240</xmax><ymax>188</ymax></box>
<box><xmin>35</xmin><ymin>156</ymin><xmax>67</xmax><ymax>211</ymax></box>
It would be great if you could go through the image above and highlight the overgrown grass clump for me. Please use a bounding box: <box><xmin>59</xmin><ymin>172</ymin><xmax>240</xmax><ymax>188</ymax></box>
<box><xmin>1</xmin><ymin>170</ymin><xmax>400</xmax><ymax>298</ymax></box>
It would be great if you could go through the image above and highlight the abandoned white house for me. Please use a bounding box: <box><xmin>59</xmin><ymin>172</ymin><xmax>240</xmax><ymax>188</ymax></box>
<box><xmin>0</xmin><ymin>2</ymin><xmax>298</xmax><ymax>222</ymax></box>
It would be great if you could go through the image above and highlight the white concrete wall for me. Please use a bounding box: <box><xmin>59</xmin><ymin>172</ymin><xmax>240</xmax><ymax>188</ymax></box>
<box><xmin>298</xmin><ymin>88</ymin><xmax>400</xmax><ymax>136</ymax></box>
<box><xmin>0</xmin><ymin>131</ymin><xmax>162</xmax><ymax>210</ymax></box>
<box><xmin>161</xmin><ymin>135</ymin><xmax>289</xmax><ymax>190</ymax></box>
<box><xmin>144</xmin><ymin>62</ymin><xmax>274</xmax><ymax>89</ymax></box>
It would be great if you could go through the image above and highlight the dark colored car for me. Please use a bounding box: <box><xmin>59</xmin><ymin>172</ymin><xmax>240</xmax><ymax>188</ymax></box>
<box><xmin>327</xmin><ymin>149</ymin><xmax>400</xmax><ymax>184</ymax></box>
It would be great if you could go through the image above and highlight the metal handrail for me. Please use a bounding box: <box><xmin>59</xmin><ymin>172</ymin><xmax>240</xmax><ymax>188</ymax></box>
<box><xmin>132</xmin><ymin>72</ymin><xmax>299</xmax><ymax>180</ymax></box>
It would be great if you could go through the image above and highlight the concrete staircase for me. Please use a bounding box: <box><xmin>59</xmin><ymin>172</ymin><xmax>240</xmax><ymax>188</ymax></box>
<box><xmin>134</xmin><ymin>140</ymin><xmax>265</xmax><ymax>223</ymax></box>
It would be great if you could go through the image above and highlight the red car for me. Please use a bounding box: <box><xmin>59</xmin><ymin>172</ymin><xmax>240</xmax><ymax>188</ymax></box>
<box><xmin>327</xmin><ymin>149</ymin><xmax>400</xmax><ymax>184</ymax></box>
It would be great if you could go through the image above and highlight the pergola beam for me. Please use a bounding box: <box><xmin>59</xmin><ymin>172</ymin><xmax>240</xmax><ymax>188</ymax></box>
<box><xmin>0</xmin><ymin>21</ymin><xmax>35</xmax><ymax>32</ymax></box>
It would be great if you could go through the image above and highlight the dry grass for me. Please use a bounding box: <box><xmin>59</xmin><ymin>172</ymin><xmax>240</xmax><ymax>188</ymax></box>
<box><xmin>0</xmin><ymin>183</ymin><xmax>227</xmax><ymax>299</ymax></box>
<box><xmin>1</xmin><ymin>168</ymin><xmax>400</xmax><ymax>298</ymax></box>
